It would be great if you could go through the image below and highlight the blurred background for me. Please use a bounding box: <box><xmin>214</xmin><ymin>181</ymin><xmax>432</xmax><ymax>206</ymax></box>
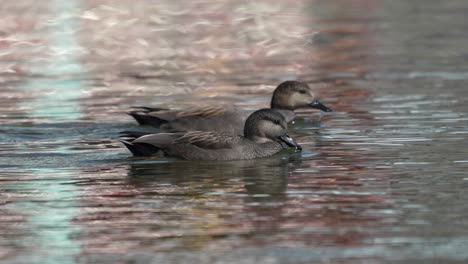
<box><xmin>1</xmin><ymin>0</ymin><xmax>468</xmax><ymax>263</ymax></box>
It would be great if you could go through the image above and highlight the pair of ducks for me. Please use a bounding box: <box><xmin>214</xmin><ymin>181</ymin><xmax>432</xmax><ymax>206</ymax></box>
<box><xmin>121</xmin><ymin>81</ymin><xmax>332</xmax><ymax>160</ymax></box>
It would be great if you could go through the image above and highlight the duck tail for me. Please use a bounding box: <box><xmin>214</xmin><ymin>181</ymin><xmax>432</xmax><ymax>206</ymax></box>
<box><xmin>127</xmin><ymin>111</ymin><xmax>169</xmax><ymax>127</ymax></box>
<box><xmin>119</xmin><ymin>130</ymin><xmax>152</xmax><ymax>139</ymax></box>
<box><xmin>130</xmin><ymin>106</ymin><xmax>168</xmax><ymax>112</ymax></box>
<box><xmin>120</xmin><ymin>140</ymin><xmax>162</xmax><ymax>157</ymax></box>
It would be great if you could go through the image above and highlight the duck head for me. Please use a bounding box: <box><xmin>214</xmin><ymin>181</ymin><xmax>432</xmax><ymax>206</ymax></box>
<box><xmin>271</xmin><ymin>80</ymin><xmax>332</xmax><ymax>112</ymax></box>
<box><xmin>244</xmin><ymin>109</ymin><xmax>302</xmax><ymax>150</ymax></box>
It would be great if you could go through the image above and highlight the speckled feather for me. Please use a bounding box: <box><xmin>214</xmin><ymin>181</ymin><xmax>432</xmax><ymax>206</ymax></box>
<box><xmin>128</xmin><ymin>81</ymin><xmax>331</xmax><ymax>134</ymax></box>
<box><xmin>123</xmin><ymin>109</ymin><xmax>297</xmax><ymax>160</ymax></box>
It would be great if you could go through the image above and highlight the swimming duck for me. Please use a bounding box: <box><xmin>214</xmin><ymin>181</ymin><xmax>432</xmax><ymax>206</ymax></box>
<box><xmin>128</xmin><ymin>80</ymin><xmax>332</xmax><ymax>134</ymax></box>
<box><xmin>121</xmin><ymin>108</ymin><xmax>302</xmax><ymax>160</ymax></box>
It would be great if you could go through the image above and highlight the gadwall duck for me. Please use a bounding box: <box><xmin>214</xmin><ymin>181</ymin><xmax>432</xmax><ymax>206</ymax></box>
<box><xmin>128</xmin><ymin>80</ymin><xmax>332</xmax><ymax>134</ymax></box>
<box><xmin>120</xmin><ymin>109</ymin><xmax>302</xmax><ymax>160</ymax></box>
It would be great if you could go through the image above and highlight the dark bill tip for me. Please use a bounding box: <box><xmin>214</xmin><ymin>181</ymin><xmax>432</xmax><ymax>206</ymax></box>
<box><xmin>309</xmin><ymin>100</ymin><xmax>332</xmax><ymax>112</ymax></box>
<box><xmin>279</xmin><ymin>134</ymin><xmax>302</xmax><ymax>151</ymax></box>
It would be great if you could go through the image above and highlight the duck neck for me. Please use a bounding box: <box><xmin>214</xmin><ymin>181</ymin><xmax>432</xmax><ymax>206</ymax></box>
<box><xmin>271</xmin><ymin>99</ymin><xmax>294</xmax><ymax>111</ymax></box>
<box><xmin>273</xmin><ymin>109</ymin><xmax>295</xmax><ymax>123</ymax></box>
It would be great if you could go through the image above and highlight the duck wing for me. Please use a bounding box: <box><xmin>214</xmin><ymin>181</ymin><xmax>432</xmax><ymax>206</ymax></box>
<box><xmin>174</xmin><ymin>106</ymin><xmax>227</xmax><ymax>118</ymax></box>
<box><xmin>120</xmin><ymin>132</ymin><xmax>183</xmax><ymax>156</ymax></box>
<box><xmin>128</xmin><ymin>106</ymin><xmax>228</xmax><ymax>128</ymax></box>
<box><xmin>172</xmin><ymin>131</ymin><xmax>237</xmax><ymax>149</ymax></box>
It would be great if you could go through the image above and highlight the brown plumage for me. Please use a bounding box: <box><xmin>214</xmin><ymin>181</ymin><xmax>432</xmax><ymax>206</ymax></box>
<box><xmin>127</xmin><ymin>80</ymin><xmax>332</xmax><ymax>134</ymax></box>
<box><xmin>120</xmin><ymin>109</ymin><xmax>302</xmax><ymax>160</ymax></box>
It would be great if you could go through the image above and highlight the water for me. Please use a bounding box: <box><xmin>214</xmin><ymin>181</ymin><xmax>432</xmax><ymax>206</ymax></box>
<box><xmin>1</xmin><ymin>0</ymin><xmax>468</xmax><ymax>263</ymax></box>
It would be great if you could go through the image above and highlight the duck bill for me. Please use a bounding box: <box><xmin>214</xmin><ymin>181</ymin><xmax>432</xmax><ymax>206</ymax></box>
<box><xmin>308</xmin><ymin>100</ymin><xmax>332</xmax><ymax>112</ymax></box>
<box><xmin>279</xmin><ymin>134</ymin><xmax>302</xmax><ymax>151</ymax></box>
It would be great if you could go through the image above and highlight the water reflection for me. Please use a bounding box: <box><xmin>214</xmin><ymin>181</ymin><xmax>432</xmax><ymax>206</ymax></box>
<box><xmin>1</xmin><ymin>169</ymin><xmax>82</xmax><ymax>264</ymax></box>
<box><xmin>2</xmin><ymin>0</ymin><xmax>468</xmax><ymax>263</ymax></box>
<box><xmin>127</xmin><ymin>154</ymin><xmax>299</xmax><ymax>194</ymax></box>
<box><xmin>72</xmin><ymin>156</ymin><xmax>298</xmax><ymax>255</ymax></box>
<box><xmin>70</xmin><ymin>148</ymin><xmax>396</xmax><ymax>263</ymax></box>
<box><xmin>127</xmin><ymin>155</ymin><xmax>298</xmax><ymax>245</ymax></box>
<box><xmin>3</xmin><ymin>1</ymin><xmax>85</xmax><ymax>263</ymax></box>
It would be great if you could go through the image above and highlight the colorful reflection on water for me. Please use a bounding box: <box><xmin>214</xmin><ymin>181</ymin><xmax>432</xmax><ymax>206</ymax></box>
<box><xmin>1</xmin><ymin>0</ymin><xmax>468</xmax><ymax>263</ymax></box>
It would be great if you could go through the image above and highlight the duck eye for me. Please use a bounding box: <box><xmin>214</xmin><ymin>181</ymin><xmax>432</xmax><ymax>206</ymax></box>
<box><xmin>274</xmin><ymin>119</ymin><xmax>281</xmax><ymax>125</ymax></box>
<box><xmin>299</xmin><ymin>90</ymin><xmax>307</xmax><ymax>94</ymax></box>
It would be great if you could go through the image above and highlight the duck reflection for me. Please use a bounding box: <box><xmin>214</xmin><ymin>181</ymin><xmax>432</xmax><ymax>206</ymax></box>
<box><xmin>123</xmin><ymin>153</ymin><xmax>302</xmax><ymax>248</ymax></box>
<box><xmin>126</xmin><ymin>153</ymin><xmax>302</xmax><ymax>197</ymax></box>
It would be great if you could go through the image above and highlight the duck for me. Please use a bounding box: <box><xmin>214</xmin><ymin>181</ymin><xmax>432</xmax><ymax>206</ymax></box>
<box><xmin>120</xmin><ymin>108</ymin><xmax>302</xmax><ymax>160</ymax></box>
<box><xmin>127</xmin><ymin>80</ymin><xmax>332</xmax><ymax>134</ymax></box>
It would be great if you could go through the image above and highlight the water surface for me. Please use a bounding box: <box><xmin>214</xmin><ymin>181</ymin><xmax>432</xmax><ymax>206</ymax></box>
<box><xmin>1</xmin><ymin>1</ymin><xmax>468</xmax><ymax>263</ymax></box>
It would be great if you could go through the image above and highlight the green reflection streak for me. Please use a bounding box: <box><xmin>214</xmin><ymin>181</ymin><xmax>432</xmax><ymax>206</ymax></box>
<box><xmin>18</xmin><ymin>169</ymin><xmax>83</xmax><ymax>264</ymax></box>
<box><xmin>18</xmin><ymin>0</ymin><xmax>85</xmax><ymax>263</ymax></box>
<box><xmin>24</xmin><ymin>0</ymin><xmax>86</xmax><ymax>121</ymax></box>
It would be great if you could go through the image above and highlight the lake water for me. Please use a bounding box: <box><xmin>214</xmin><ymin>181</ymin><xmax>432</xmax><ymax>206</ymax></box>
<box><xmin>1</xmin><ymin>1</ymin><xmax>468</xmax><ymax>263</ymax></box>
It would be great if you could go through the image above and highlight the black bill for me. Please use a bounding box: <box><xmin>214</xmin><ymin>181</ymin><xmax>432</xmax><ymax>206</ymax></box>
<box><xmin>279</xmin><ymin>134</ymin><xmax>302</xmax><ymax>151</ymax></box>
<box><xmin>309</xmin><ymin>100</ymin><xmax>332</xmax><ymax>112</ymax></box>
